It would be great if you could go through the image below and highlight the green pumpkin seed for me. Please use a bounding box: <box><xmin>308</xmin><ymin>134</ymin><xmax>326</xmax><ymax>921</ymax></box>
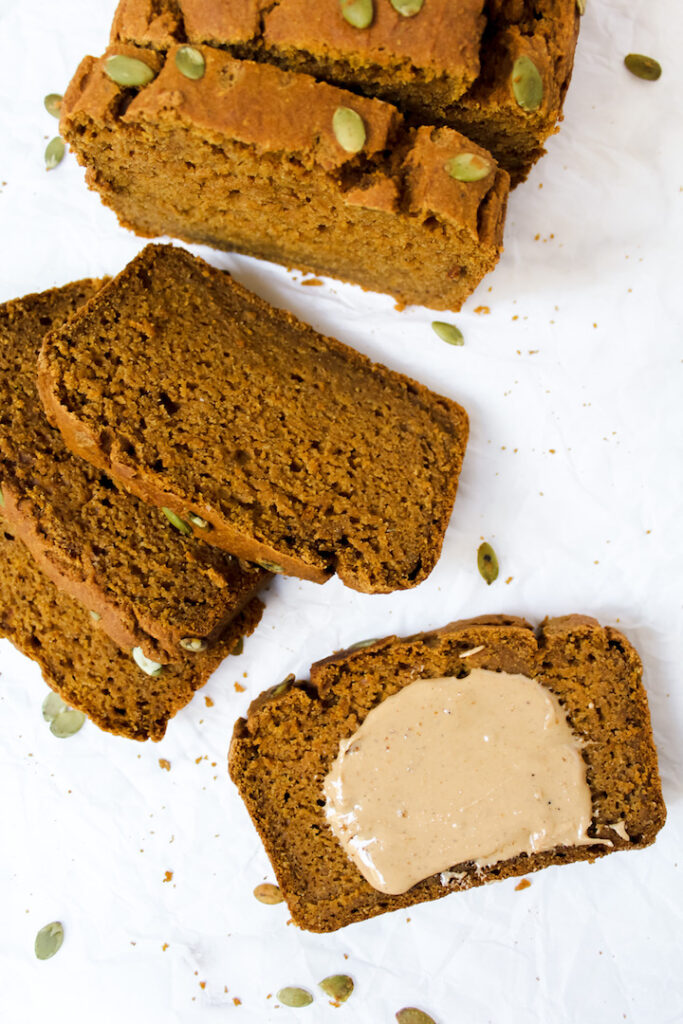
<box><xmin>188</xmin><ymin>513</ymin><xmax>209</xmax><ymax>529</ymax></box>
<box><xmin>624</xmin><ymin>53</ymin><xmax>661</xmax><ymax>81</ymax></box>
<box><xmin>272</xmin><ymin>673</ymin><xmax>295</xmax><ymax>697</ymax></box>
<box><xmin>431</xmin><ymin>321</ymin><xmax>464</xmax><ymax>346</ymax></box>
<box><xmin>396</xmin><ymin>1010</ymin><xmax>437</xmax><ymax>1024</ymax></box>
<box><xmin>277</xmin><ymin>987</ymin><xmax>313</xmax><ymax>1008</ymax></box>
<box><xmin>319</xmin><ymin>975</ymin><xmax>354</xmax><ymax>1002</ymax></box>
<box><xmin>89</xmin><ymin>610</ymin><xmax>101</xmax><ymax>622</ymax></box>
<box><xmin>445</xmin><ymin>152</ymin><xmax>493</xmax><ymax>183</ymax></box>
<box><xmin>175</xmin><ymin>46</ymin><xmax>205</xmax><ymax>80</ymax></box>
<box><xmin>348</xmin><ymin>638</ymin><xmax>379</xmax><ymax>651</ymax></box>
<box><xmin>0</xmin><ymin>484</ymin><xmax>4</xmax><ymax>506</ymax></box>
<box><xmin>42</xmin><ymin>691</ymin><xmax>68</xmax><ymax>722</ymax></box>
<box><xmin>340</xmin><ymin>0</ymin><xmax>374</xmax><ymax>29</ymax></box>
<box><xmin>390</xmin><ymin>0</ymin><xmax>424</xmax><ymax>15</ymax></box>
<box><xmin>575</xmin><ymin>0</ymin><xmax>586</xmax><ymax>13</ymax></box>
<box><xmin>258</xmin><ymin>559</ymin><xmax>284</xmax><ymax>573</ymax></box>
<box><xmin>332</xmin><ymin>106</ymin><xmax>366</xmax><ymax>154</ymax></box>
<box><xmin>132</xmin><ymin>646</ymin><xmax>163</xmax><ymax>677</ymax></box>
<box><xmin>232</xmin><ymin>637</ymin><xmax>244</xmax><ymax>656</ymax></box>
<box><xmin>44</xmin><ymin>93</ymin><xmax>63</xmax><ymax>118</ymax></box>
<box><xmin>511</xmin><ymin>56</ymin><xmax>543</xmax><ymax>111</ymax></box>
<box><xmin>35</xmin><ymin>921</ymin><xmax>64</xmax><ymax>960</ymax></box>
<box><xmin>477</xmin><ymin>542</ymin><xmax>499</xmax><ymax>585</ymax></box>
<box><xmin>50</xmin><ymin>709</ymin><xmax>86</xmax><ymax>738</ymax></box>
<box><xmin>104</xmin><ymin>54</ymin><xmax>156</xmax><ymax>88</ymax></box>
<box><xmin>162</xmin><ymin>507</ymin><xmax>191</xmax><ymax>535</ymax></box>
<box><xmin>253</xmin><ymin>883</ymin><xmax>284</xmax><ymax>904</ymax></box>
<box><xmin>179</xmin><ymin>637</ymin><xmax>208</xmax><ymax>652</ymax></box>
<box><xmin>44</xmin><ymin>137</ymin><xmax>65</xmax><ymax>171</ymax></box>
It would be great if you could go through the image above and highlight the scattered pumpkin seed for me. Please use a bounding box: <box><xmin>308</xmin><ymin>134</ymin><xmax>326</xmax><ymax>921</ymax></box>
<box><xmin>44</xmin><ymin>93</ymin><xmax>63</xmax><ymax>118</ymax></box>
<box><xmin>132</xmin><ymin>646</ymin><xmax>164</xmax><ymax>677</ymax></box>
<box><xmin>0</xmin><ymin>484</ymin><xmax>4</xmax><ymax>506</ymax></box>
<box><xmin>50</xmin><ymin>709</ymin><xmax>86</xmax><ymax>738</ymax></box>
<box><xmin>445</xmin><ymin>152</ymin><xmax>493</xmax><ymax>183</ymax></box>
<box><xmin>390</xmin><ymin>0</ymin><xmax>424</xmax><ymax>15</ymax></box>
<box><xmin>477</xmin><ymin>542</ymin><xmax>499</xmax><ymax>585</ymax></box>
<box><xmin>431</xmin><ymin>321</ymin><xmax>464</xmax><ymax>346</ymax></box>
<box><xmin>34</xmin><ymin>921</ymin><xmax>64</xmax><ymax>960</ymax></box>
<box><xmin>42</xmin><ymin>691</ymin><xmax>68</xmax><ymax>722</ymax></box>
<box><xmin>272</xmin><ymin>673</ymin><xmax>295</xmax><ymax>697</ymax></box>
<box><xmin>232</xmin><ymin>637</ymin><xmax>244</xmax><ymax>656</ymax></box>
<box><xmin>277</xmin><ymin>987</ymin><xmax>313</xmax><ymax>1008</ymax></box>
<box><xmin>188</xmin><ymin>513</ymin><xmax>209</xmax><ymax>529</ymax></box>
<box><xmin>104</xmin><ymin>54</ymin><xmax>156</xmax><ymax>88</ymax></box>
<box><xmin>179</xmin><ymin>637</ymin><xmax>208</xmax><ymax>652</ymax></box>
<box><xmin>332</xmin><ymin>106</ymin><xmax>366</xmax><ymax>154</ymax></box>
<box><xmin>89</xmin><ymin>610</ymin><xmax>101</xmax><ymax>622</ymax></box>
<box><xmin>319</xmin><ymin>975</ymin><xmax>354</xmax><ymax>1002</ymax></box>
<box><xmin>175</xmin><ymin>45</ymin><xmax>205</xmax><ymax>80</ymax></box>
<box><xmin>575</xmin><ymin>0</ymin><xmax>586</xmax><ymax>13</ymax></box>
<box><xmin>44</xmin><ymin>137</ymin><xmax>65</xmax><ymax>171</ymax></box>
<box><xmin>348</xmin><ymin>638</ymin><xmax>379</xmax><ymax>651</ymax></box>
<box><xmin>396</xmin><ymin>1010</ymin><xmax>437</xmax><ymax>1024</ymax></box>
<box><xmin>258</xmin><ymin>559</ymin><xmax>284</xmax><ymax>573</ymax></box>
<box><xmin>624</xmin><ymin>53</ymin><xmax>661</xmax><ymax>81</ymax></box>
<box><xmin>340</xmin><ymin>0</ymin><xmax>374</xmax><ymax>29</ymax></box>
<box><xmin>253</xmin><ymin>883</ymin><xmax>284</xmax><ymax>904</ymax></box>
<box><xmin>511</xmin><ymin>55</ymin><xmax>543</xmax><ymax>111</ymax></box>
<box><xmin>162</xmin><ymin>507</ymin><xmax>191</xmax><ymax>535</ymax></box>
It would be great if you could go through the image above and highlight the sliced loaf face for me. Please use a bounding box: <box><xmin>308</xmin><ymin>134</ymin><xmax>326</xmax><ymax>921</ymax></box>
<box><xmin>229</xmin><ymin>615</ymin><xmax>666</xmax><ymax>932</ymax></box>
<box><xmin>0</xmin><ymin>520</ymin><xmax>263</xmax><ymax>741</ymax></box>
<box><xmin>0</xmin><ymin>281</ymin><xmax>268</xmax><ymax>664</ymax></box>
<box><xmin>38</xmin><ymin>245</ymin><xmax>470</xmax><ymax>594</ymax></box>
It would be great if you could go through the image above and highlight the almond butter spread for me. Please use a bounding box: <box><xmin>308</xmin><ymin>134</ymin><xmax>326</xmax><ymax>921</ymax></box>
<box><xmin>323</xmin><ymin>669</ymin><xmax>598</xmax><ymax>895</ymax></box>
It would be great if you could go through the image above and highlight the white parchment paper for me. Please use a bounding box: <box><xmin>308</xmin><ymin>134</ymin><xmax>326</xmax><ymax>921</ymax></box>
<box><xmin>0</xmin><ymin>1</ymin><xmax>682</xmax><ymax>1021</ymax></box>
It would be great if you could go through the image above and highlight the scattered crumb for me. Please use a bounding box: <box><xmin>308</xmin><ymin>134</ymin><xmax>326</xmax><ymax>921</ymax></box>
<box><xmin>163</xmin><ymin>871</ymin><xmax>173</xmax><ymax>883</ymax></box>
<box><xmin>512</xmin><ymin>315</ymin><xmax>519</xmax><ymax>321</ymax></box>
<box><xmin>505</xmin><ymin>576</ymin><xmax>513</xmax><ymax>584</ymax></box>
<box><xmin>199</xmin><ymin>982</ymin><xmax>206</xmax><ymax>990</ymax></box>
<box><xmin>474</xmin><ymin>305</ymin><xmax>490</xmax><ymax>315</ymax></box>
<box><xmin>534</xmin><ymin>233</ymin><xmax>540</xmax><ymax>240</ymax></box>
<box><xmin>515</xmin><ymin>879</ymin><xmax>532</xmax><ymax>891</ymax></box>
<box><xmin>549</xmin><ymin>449</ymin><xmax>556</xmax><ymax>454</ymax></box>
<box><xmin>301</xmin><ymin>277</ymin><xmax>323</xmax><ymax>286</ymax></box>
<box><xmin>234</xmin><ymin>682</ymin><xmax>246</xmax><ymax>693</ymax></box>
<box><xmin>162</xmin><ymin>943</ymin><xmax>169</xmax><ymax>951</ymax></box>
<box><xmin>204</xmin><ymin>696</ymin><xmax>214</xmax><ymax>707</ymax></box>
<box><xmin>158</xmin><ymin>758</ymin><xmax>171</xmax><ymax>771</ymax></box>
<box><xmin>233</xmin><ymin>997</ymin><xmax>242</xmax><ymax>1006</ymax></box>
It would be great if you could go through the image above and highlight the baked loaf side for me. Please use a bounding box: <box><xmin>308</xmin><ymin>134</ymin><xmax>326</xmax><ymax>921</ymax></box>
<box><xmin>0</xmin><ymin>521</ymin><xmax>263</xmax><ymax>741</ymax></box>
<box><xmin>229</xmin><ymin>615</ymin><xmax>666</xmax><ymax>932</ymax></box>
<box><xmin>60</xmin><ymin>44</ymin><xmax>509</xmax><ymax>312</ymax></box>
<box><xmin>0</xmin><ymin>281</ymin><xmax>268</xmax><ymax>664</ymax></box>
<box><xmin>38</xmin><ymin>245</ymin><xmax>469</xmax><ymax>594</ymax></box>
<box><xmin>109</xmin><ymin>0</ymin><xmax>580</xmax><ymax>184</ymax></box>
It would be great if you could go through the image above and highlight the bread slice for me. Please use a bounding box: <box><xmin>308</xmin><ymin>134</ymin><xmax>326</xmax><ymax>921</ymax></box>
<box><xmin>229</xmin><ymin>614</ymin><xmax>666</xmax><ymax>932</ymax></box>
<box><xmin>37</xmin><ymin>244</ymin><xmax>469</xmax><ymax>594</ymax></box>
<box><xmin>0</xmin><ymin>519</ymin><xmax>263</xmax><ymax>740</ymax></box>
<box><xmin>59</xmin><ymin>44</ymin><xmax>509</xmax><ymax>312</ymax></box>
<box><xmin>0</xmin><ymin>280</ymin><xmax>268</xmax><ymax>664</ymax></box>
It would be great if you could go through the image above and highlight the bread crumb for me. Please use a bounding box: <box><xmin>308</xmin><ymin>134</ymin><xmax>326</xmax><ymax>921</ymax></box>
<box><xmin>233</xmin><ymin>997</ymin><xmax>242</xmax><ymax>1006</ymax></box>
<box><xmin>163</xmin><ymin>871</ymin><xmax>173</xmax><ymax>883</ymax></box>
<box><xmin>515</xmin><ymin>878</ymin><xmax>531</xmax><ymax>891</ymax></box>
<box><xmin>204</xmin><ymin>696</ymin><xmax>214</xmax><ymax>707</ymax></box>
<box><xmin>234</xmin><ymin>682</ymin><xmax>246</xmax><ymax>693</ymax></box>
<box><xmin>158</xmin><ymin>758</ymin><xmax>171</xmax><ymax>771</ymax></box>
<box><xmin>474</xmin><ymin>305</ymin><xmax>490</xmax><ymax>315</ymax></box>
<box><xmin>199</xmin><ymin>982</ymin><xmax>206</xmax><ymax>990</ymax></box>
<box><xmin>301</xmin><ymin>278</ymin><xmax>323</xmax><ymax>286</ymax></box>
<box><xmin>162</xmin><ymin>943</ymin><xmax>169</xmax><ymax>951</ymax></box>
<box><xmin>505</xmin><ymin>576</ymin><xmax>513</xmax><ymax>584</ymax></box>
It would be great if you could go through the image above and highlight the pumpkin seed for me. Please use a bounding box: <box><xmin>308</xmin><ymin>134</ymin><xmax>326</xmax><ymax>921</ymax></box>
<box><xmin>132</xmin><ymin>646</ymin><xmax>163</xmax><ymax>676</ymax></box>
<box><xmin>624</xmin><ymin>53</ymin><xmax>661</xmax><ymax>81</ymax></box>
<box><xmin>348</xmin><ymin>638</ymin><xmax>379</xmax><ymax>651</ymax></box>
<box><xmin>258</xmin><ymin>559</ymin><xmax>284</xmax><ymax>573</ymax></box>
<box><xmin>232</xmin><ymin>637</ymin><xmax>244</xmax><ymax>656</ymax></box>
<box><xmin>44</xmin><ymin>93</ymin><xmax>63</xmax><ymax>118</ymax></box>
<box><xmin>175</xmin><ymin>45</ymin><xmax>205</xmax><ymax>80</ymax></box>
<box><xmin>332</xmin><ymin>106</ymin><xmax>366</xmax><ymax>154</ymax></box>
<box><xmin>35</xmin><ymin>921</ymin><xmax>64</xmax><ymax>960</ymax></box>
<box><xmin>445</xmin><ymin>152</ymin><xmax>493</xmax><ymax>182</ymax></box>
<box><xmin>0</xmin><ymin>485</ymin><xmax>4</xmax><ymax>505</ymax></box>
<box><xmin>44</xmin><ymin>137</ymin><xmax>65</xmax><ymax>171</ymax></box>
<box><xmin>277</xmin><ymin>987</ymin><xmax>313</xmax><ymax>1008</ymax></box>
<box><xmin>575</xmin><ymin>0</ymin><xmax>586</xmax><ymax>13</ymax></box>
<box><xmin>319</xmin><ymin>974</ymin><xmax>354</xmax><ymax>1002</ymax></box>
<box><xmin>390</xmin><ymin>0</ymin><xmax>424</xmax><ymax>14</ymax></box>
<box><xmin>253</xmin><ymin>883</ymin><xmax>284</xmax><ymax>904</ymax></box>
<box><xmin>431</xmin><ymin>321</ymin><xmax>464</xmax><ymax>346</ymax></box>
<box><xmin>477</xmin><ymin>542</ymin><xmax>499</xmax><ymax>585</ymax></box>
<box><xmin>89</xmin><ymin>610</ymin><xmax>101</xmax><ymax>622</ymax></box>
<box><xmin>340</xmin><ymin>0</ymin><xmax>374</xmax><ymax>29</ymax></box>
<box><xmin>179</xmin><ymin>637</ymin><xmax>208</xmax><ymax>652</ymax></box>
<box><xmin>162</xmin><ymin>507</ymin><xmax>191</xmax><ymax>535</ymax></box>
<box><xmin>188</xmin><ymin>513</ymin><xmax>209</xmax><ymax>529</ymax></box>
<box><xmin>272</xmin><ymin>673</ymin><xmax>295</xmax><ymax>697</ymax></box>
<box><xmin>50</xmin><ymin>709</ymin><xmax>86</xmax><ymax>738</ymax></box>
<box><xmin>511</xmin><ymin>56</ymin><xmax>543</xmax><ymax>111</ymax></box>
<box><xmin>104</xmin><ymin>54</ymin><xmax>156</xmax><ymax>88</ymax></box>
<box><xmin>42</xmin><ymin>691</ymin><xmax>68</xmax><ymax>722</ymax></box>
<box><xmin>396</xmin><ymin>1010</ymin><xmax>437</xmax><ymax>1024</ymax></box>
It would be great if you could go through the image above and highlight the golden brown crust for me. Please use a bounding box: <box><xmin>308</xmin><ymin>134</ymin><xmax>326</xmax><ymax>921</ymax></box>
<box><xmin>229</xmin><ymin>615</ymin><xmax>666</xmax><ymax>932</ymax></box>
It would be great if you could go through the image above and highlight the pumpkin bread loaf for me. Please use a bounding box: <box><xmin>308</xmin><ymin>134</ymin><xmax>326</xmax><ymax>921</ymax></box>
<box><xmin>38</xmin><ymin>245</ymin><xmax>470</xmax><ymax>594</ymax></box>
<box><xmin>0</xmin><ymin>281</ymin><xmax>268</xmax><ymax>664</ymax></box>
<box><xmin>59</xmin><ymin>44</ymin><xmax>509</xmax><ymax>311</ymax></box>
<box><xmin>229</xmin><ymin>614</ymin><xmax>666</xmax><ymax>932</ymax></box>
<box><xmin>109</xmin><ymin>0</ymin><xmax>581</xmax><ymax>184</ymax></box>
<box><xmin>0</xmin><ymin>520</ymin><xmax>263</xmax><ymax>741</ymax></box>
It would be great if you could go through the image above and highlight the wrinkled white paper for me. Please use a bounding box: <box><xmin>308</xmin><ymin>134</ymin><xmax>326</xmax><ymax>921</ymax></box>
<box><xmin>1</xmin><ymin>1</ymin><xmax>682</xmax><ymax>1021</ymax></box>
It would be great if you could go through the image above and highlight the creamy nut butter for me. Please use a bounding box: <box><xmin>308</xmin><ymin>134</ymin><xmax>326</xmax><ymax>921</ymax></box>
<box><xmin>323</xmin><ymin>669</ymin><xmax>598</xmax><ymax>895</ymax></box>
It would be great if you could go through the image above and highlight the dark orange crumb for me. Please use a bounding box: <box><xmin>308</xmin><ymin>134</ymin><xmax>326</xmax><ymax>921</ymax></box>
<box><xmin>474</xmin><ymin>305</ymin><xmax>490</xmax><ymax>315</ymax></box>
<box><xmin>204</xmin><ymin>696</ymin><xmax>214</xmax><ymax>707</ymax></box>
<box><xmin>163</xmin><ymin>870</ymin><xmax>173</xmax><ymax>883</ymax></box>
<box><xmin>515</xmin><ymin>878</ymin><xmax>532</xmax><ymax>891</ymax></box>
<box><xmin>234</xmin><ymin>682</ymin><xmax>246</xmax><ymax>693</ymax></box>
<box><xmin>158</xmin><ymin>758</ymin><xmax>171</xmax><ymax>771</ymax></box>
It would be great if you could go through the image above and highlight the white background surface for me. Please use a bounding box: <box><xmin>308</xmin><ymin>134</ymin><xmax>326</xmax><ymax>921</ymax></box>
<box><xmin>1</xmin><ymin>1</ymin><xmax>682</xmax><ymax>1021</ymax></box>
